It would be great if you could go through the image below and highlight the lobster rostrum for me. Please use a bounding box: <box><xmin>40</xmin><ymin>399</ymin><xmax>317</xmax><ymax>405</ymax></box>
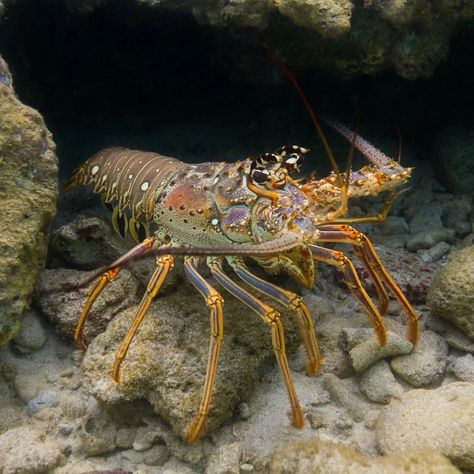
<box><xmin>65</xmin><ymin>122</ymin><xmax>419</xmax><ymax>442</ymax></box>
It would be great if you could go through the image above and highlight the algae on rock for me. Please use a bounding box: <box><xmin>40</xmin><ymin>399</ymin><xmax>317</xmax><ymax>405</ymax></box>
<box><xmin>0</xmin><ymin>54</ymin><xmax>57</xmax><ymax>346</ymax></box>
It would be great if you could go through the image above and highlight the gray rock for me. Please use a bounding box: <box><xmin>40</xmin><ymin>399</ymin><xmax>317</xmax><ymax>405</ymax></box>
<box><xmin>34</xmin><ymin>267</ymin><xmax>140</xmax><ymax>343</ymax></box>
<box><xmin>322</xmin><ymin>374</ymin><xmax>369</xmax><ymax>422</ymax></box>
<box><xmin>348</xmin><ymin>331</ymin><xmax>413</xmax><ymax>373</ymax></box>
<box><xmin>205</xmin><ymin>442</ymin><xmax>241</xmax><ymax>474</ymax></box>
<box><xmin>376</xmin><ymin>382</ymin><xmax>474</xmax><ymax>470</ymax></box>
<box><xmin>427</xmin><ymin>246</ymin><xmax>474</xmax><ymax>339</ymax></box>
<box><xmin>12</xmin><ymin>309</ymin><xmax>47</xmax><ymax>352</ymax></box>
<box><xmin>406</xmin><ymin>228</ymin><xmax>455</xmax><ymax>251</ymax></box>
<box><xmin>455</xmin><ymin>221</ymin><xmax>472</xmax><ymax>238</ymax></box>
<box><xmin>26</xmin><ymin>390</ymin><xmax>60</xmax><ymax>415</ymax></box>
<box><xmin>376</xmin><ymin>216</ymin><xmax>409</xmax><ymax>235</ymax></box>
<box><xmin>0</xmin><ymin>427</ymin><xmax>64</xmax><ymax>473</ymax></box>
<box><xmin>390</xmin><ymin>330</ymin><xmax>448</xmax><ymax>386</ymax></box>
<box><xmin>12</xmin><ymin>373</ymin><xmax>44</xmax><ymax>403</ymax></box>
<box><xmin>420</xmin><ymin>241</ymin><xmax>451</xmax><ymax>263</ymax></box>
<box><xmin>121</xmin><ymin>444</ymin><xmax>169</xmax><ymax>466</ymax></box>
<box><xmin>269</xmin><ymin>438</ymin><xmax>460</xmax><ymax>473</ymax></box>
<box><xmin>359</xmin><ymin>360</ymin><xmax>404</xmax><ymax>403</ymax></box>
<box><xmin>115</xmin><ymin>427</ymin><xmax>136</xmax><ymax>449</ymax></box>
<box><xmin>450</xmin><ymin>354</ymin><xmax>474</xmax><ymax>383</ymax></box>
<box><xmin>239</xmin><ymin>464</ymin><xmax>255</xmax><ymax>474</ymax></box>
<box><xmin>426</xmin><ymin>315</ymin><xmax>474</xmax><ymax>353</ymax></box>
<box><xmin>369</xmin><ymin>233</ymin><xmax>408</xmax><ymax>249</ymax></box>
<box><xmin>409</xmin><ymin>204</ymin><xmax>443</xmax><ymax>234</ymax></box>
<box><xmin>0</xmin><ymin>55</ymin><xmax>58</xmax><ymax>347</ymax></box>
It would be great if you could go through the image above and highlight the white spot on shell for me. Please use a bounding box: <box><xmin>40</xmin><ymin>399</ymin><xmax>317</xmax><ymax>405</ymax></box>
<box><xmin>128</xmin><ymin>174</ymin><xmax>133</xmax><ymax>179</ymax></box>
<box><xmin>141</xmin><ymin>181</ymin><xmax>149</xmax><ymax>191</ymax></box>
<box><xmin>101</xmin><ymin>175</ymin><xmax>107</xmax><ymax>182</ymax></box>
<box><xmin>156</xmin><ymin>168</ymin><xmax>160</xmax><ymax>172</ymax></box>
<box><xmin>211</xmin><ymin>218</ymin><xmax>219</xmax><ymax>226</ymax></box>
<box><xmin>286</xmin><ymin>157</ymin><xmax>298</xmax><ymax>165</ymax></box>
<box><xmin>91</xmin><ymin>165</ymin><xmax>99</xmax><ymax>175</ymax></box>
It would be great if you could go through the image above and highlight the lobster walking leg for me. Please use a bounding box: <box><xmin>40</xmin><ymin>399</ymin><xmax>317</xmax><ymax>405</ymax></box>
<box><xmin>316</xmin><ymin>226</ymin><xmax>419</xmax><ymax>345</ymax></box>
<box><xmin>228</xmin><ymin>257</ymin><xmax>323</xmax><ymax>376</ymax></box>
<box><xmin>113</xmin><ymin>255</ymin><xmax>173</xmax><ymax>382</ymax></box>
<box><xmin>310</xmin><ymin>245</ymin><xmax>388</xmax><ymax>346</ymax></box>
<box><xmin>209</xmin><ymin>258</ymin><xmax>305</xmax><ymax>429</ymax></box>
<box><xmin>184</xmin><ymin>257</ymin><xmax>224</xmax><ymax>443</ymax></box>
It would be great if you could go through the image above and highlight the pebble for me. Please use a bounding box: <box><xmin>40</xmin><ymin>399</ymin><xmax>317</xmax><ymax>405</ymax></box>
<box><xmin>406</xmin><ymin>228</ymin><xmax>455</xmax><ymax>251</ymax></box>
<box><xmin>370</xmin><ymin>233</ymin><xmax>408</xmax><ymax>249</ymax></box>
<box><xmin>26</xmin><ymin>391</ymin><xmax>60</xmax><ymax>415</ymax></box>
<box><xmin>122</xmin><ymin>444</ymin><xmax>169</xmax><ymax>466</ymax></box>
<box><xmin>322</xmin><ymin>374</ymin><xmax>368</xmax><ymax>422</ymax></box>
<box><xmin>1</xmin><ymin>363</ymin><xmax>16</xmax><ymax>382</ymax></box>
<box><xmin>12</xmin><ymin>310</ymin><xmax>47</xmax><ymax>352</ymax></box>
<box><xmin>239</xmin><ymin>463</ymin><xmax>255</xmax><ymax>473</ymax></box>
<box><xmin>12</xmin><ymin>374</ymin><xmax>43</xmax><ymax>403</ymax></box>
<box><xmin>238</xmin><ymin>402</ymin><xmax>251</xmax><ymax>420</ymax></box>
<box><xmin>133</xmin><ymin>427</ymin><xmax>162</xmax><ymax>451</ymax></box>
<box><xmin>426</xmin><ymin>315</ymin><xmax>474</xmax><ymax>353</ymax></box>
<box><xmin>450</xmin><ymin>354</ymin><xmax>474</xmax><ymax>383</ymax></box>
<box><xmin>420</xmin><ymin>241</ymin><xmax>451</xmax><ymax>263</ymax></box>
<box><xmin>205</xmin><ymin>442</ymin><xmax>241</xmax><ymax>474</ymax></box>
<box><xmin>376</xmin><ymin>216</ymin><xmax>409</xmax><ymax>235</ymax></box>
<box><xmin>455</xmin><ymin>221</ymin><xmax>471</xmax><ymax>238</ymax></box>
<box><xmin>359</xmin><ymin>360</ymin><xmax>404</xmax><ymax>403</ymax></box>
<box><xmin>115</xmin><ymin>427</ymin><xmax>137</xmax><ymax>449</ymax></box>
<box><xmin>390</xmin><ymin>330</ymin><xmax>448</xmax><ymax>386</ymax></box>
<box><xmin>348</xmin><ymin>331</ymin><xmax>413</xmax><ymax>373</ymax></box>
<box><xmin>307</xmin><ymin>410</ymin><xmax>327</xmax><ymax>430</ymax></box>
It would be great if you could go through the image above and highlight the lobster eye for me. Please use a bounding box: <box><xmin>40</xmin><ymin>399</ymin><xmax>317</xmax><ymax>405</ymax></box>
<box><xmin>252</xmin><ymin>169</ymin><xmax>270</xmax><ymax>184</ymax></box>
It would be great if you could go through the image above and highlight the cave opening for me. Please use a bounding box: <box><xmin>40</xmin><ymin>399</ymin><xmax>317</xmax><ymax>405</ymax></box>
<box><xmin>0</xmin><ymin>0</ymin><xmax>473</xmax><ymax>186</ymax></box>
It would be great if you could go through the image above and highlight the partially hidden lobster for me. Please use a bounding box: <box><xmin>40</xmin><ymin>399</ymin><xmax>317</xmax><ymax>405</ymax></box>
<box><xmin>64</xmin><ymin>55</ymin><xmax>419</xmax><ymax>442</ymax></box>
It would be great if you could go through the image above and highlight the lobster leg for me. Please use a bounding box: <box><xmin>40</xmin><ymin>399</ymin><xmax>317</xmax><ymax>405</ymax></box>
<box><xmin>228</xmin><ymin>257</ymin><xmax>323</xmax><ymax>376</ymax></box>
<box><xmin>310</xmin><ymin>245</ymin><xmax>388</xmax><ymax>346</ymax></box>
<box><xmin>317</xmin><ymin>224</ymin><xmax>390</xmax><ymax>316</ymax></box>
<box><xmin>183</xmin><ymin>257</ymin><xmax>224</xmax><ymax>443</ymax></box>
<box><xmin>316</xmin><ymin>226</ymin><xmax>419</xmax><ymax>345</ymax></box>
<box><xmin>208</xmin><ymin>258</ymin><xmax>305</xmax><ymax>430</ymax></box>
<box><xmin>113</xmin><ymin>255</ymin><xmax>173</xmax><ymax>382</ymax></box>
<box><xmin>74</xmin><ymin>237</ymin><xmax>160</xmax><ymax>350</ymax></box>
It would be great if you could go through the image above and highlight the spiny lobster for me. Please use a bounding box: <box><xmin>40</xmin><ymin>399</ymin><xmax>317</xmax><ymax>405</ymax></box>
<box><xmin>64</xmin><ymin>119</ymin><xmax>418</xmax><ymax>442</ymax></box>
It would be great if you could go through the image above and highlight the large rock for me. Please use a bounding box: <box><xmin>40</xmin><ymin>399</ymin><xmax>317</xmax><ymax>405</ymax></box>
<box><xmin>376</xmin><ymin>382</ymin><xmax>474</xmax><ymax>470</ymax></box>
<box><xmin>269</xmin><ymin>438</ymin><xmax>460</xmax><ymax>473</ymax></box>
<box><xmin>81</xmin><ymin>280</ymin><xmax>299</xmax><ymax>439</ymax></box>
<box><xmin>427</xmin><ymin>246</ymin><xmax>474</xmax><ymax>339</ymax></box>
<box><xmin>0</xmin><ymin>55</ymin><xmax>57</xmax><ymax>346</ymax></box>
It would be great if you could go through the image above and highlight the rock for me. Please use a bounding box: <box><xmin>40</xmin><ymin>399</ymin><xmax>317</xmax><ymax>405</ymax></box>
<box><xmin>409</xmin><ymin>204</ymin><xmax>443</xmax><ymax>234</ymax></box>
<box><xmin>81</xmin><ymin>279</ymin><xmax>299</xmax><ymax>439</ymax></box>
<box><xmin>450</xmin><ymin>354</ymin><xmax>474</xmax><ymax>383</ymax></box>
<box><xmin>12</xmin><ymin>309</ymin><xmax>47</xmax><ymax>352</ymax></box>
<box><xmin>375</xmin><ymin>216</ymin><xmax>409</xmax><ymax>236</ymax></box>
<box><xmin>12</xmin><ymin>373</ymin><xmax>44</xmax><ymax>403</ymax></box>
<box><xmin>34</xmin><ymin>267</ymin><xmax>140</xmax><ymax>342</ymax></box>
<box><xmin>390</xmin><ymin>330</ymin><xmax>448</xmax><ymax>386</ymax></box>
<box><xmin>426</xmin><ymin>314</ymin><xmax>474</xmax><ymax>353</ymax></box>
<box><xmin>205</xmin><ymin>442</ymin><xmax>241</xmax><ymax>474</ymax></box>
<box><xmin>369</xmin><ymin>233</ymin><xmax>408</xmax><ymax>249</ymax></box>
<box><xmin>121</xmin><ymin>444</ymin><xmax>169</xmax><ymax>466</ymax></box>
<box><xmin>269</xmin><ymin>438</ymin><xmax>460</xmax><ymax>473</ymax></box>
<box><xmin>427</xmin><ymin>246</ymin><xmax>474</xmax><ymax>339</ymax></box>
<box><xmin>348</xmin><ymin>331</ymin><xmax>413</xmax><ymax>373</ymax></box>
<box><xmin>239</xmin><ymin>464</ymin><xmax>255</xmax><ymax>474</ymax></box>
<box><xmin>420</xmin><ymin>241</ymin><xmax>451</xmax><ymax>263</ymax></box>
<box><xmin>0</xmin><ymin>54</ymin><xmax>57</xmax><ymax>346</ymax></box>
<box><xmin>359</xmin><ymin>360</ymin><xmax>404</xmax><ymax>403</ymax></box>
<box><xmin>0</xmin><ymin>427</ymin><xmax>65</xmax><ymax>473</ymax></box>
<box><xmin>26</xmin><ymin>390</ymin><xmax>60</xmax><ymax>415</ymax></box>
<box><xmin>376</xmin><ymin>382</ymin><xmax>474</xmax><ymax>470</ymax></box>
<box><xmin>434</xmin><ymin>124</ymin><xmax>474</xmax><ymax>195</ymax></box>
<box><xmin>115</xmin><ymin>427</ymin><xmax>136</xmax><ymax>449</ymax></box>
<box><xmin>322</xmin><ymin>374</ymin><xmax>369</xmax><ymax>422</ymax></box>
<box><xmin>406</xmin><ymin>227</ymin><xmax>455</xmax><ymax>251</ymax></box>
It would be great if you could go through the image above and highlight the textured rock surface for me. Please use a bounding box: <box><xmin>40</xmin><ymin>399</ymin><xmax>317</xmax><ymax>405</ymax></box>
<box><xmin>376</xmin><ymin>382</ymin><xmax>474</xmax><ymax>470</ymax></box>
<box><xmin>0</xmin><ymin>55</ymin><xmax>57</xmax><ymax>346</ymax></box>
<box><xmin>81</xmin><ymin>285</ymin><xmax>299</xmax><ymax>439</ymax></box>
<box><xmin>269</xmin><ymin>439</ymin><xmax>460</xmax><ymax>473</ymax></box>
<box><xmin>427</xmin><ymin>246</ymin><xmax>474</xmax><ymax>339</ymax></box>
<box><xmin>359</xmin><ymin>360</ymin><xmax>404</xmax><ymax>404</ymax></box>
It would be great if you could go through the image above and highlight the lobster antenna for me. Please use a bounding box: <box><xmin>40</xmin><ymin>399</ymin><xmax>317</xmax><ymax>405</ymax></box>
<box><xmin>263</xmin><ymin>42</ymin><xmax>343</xmax><ymax>186</ymax></box>
<box><xmin>396</xmin><ymin>127</ymin><xmax>402</xmax><ymax>164</ymax></box>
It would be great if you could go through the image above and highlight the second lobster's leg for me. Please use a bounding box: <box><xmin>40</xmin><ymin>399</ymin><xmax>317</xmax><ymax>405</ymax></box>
<box><xmin>183</xmin><ymin>257</ymin><xmax>225</xmax><ymax>443</ymax></box>
<box><xmin>113</xmin><ymin>255</ymin><xmax>173</xmax><ymax>382</ymax></box>
<box><xmin>316</xmin><ymin>226</ymin><xmax>419</xmax><ymax>345</ymax></box>
<box><xmin>208</xmin><ymin>258</ymin><xmax>305</xmax><ymax>429</ymax></box>
<box><xmin>74</xmin><ymin>236</ymin><xmax>160</xmax><ymax>349</ymax></box>
<box><xmin>227</xmin><ymin>256</ymin><xmax>323</xmax><ymax>376</ymax></box>
<box><xmin>310</xmin><ymin>245</ymin><xmax>388</xmax><ymax>346</ymax></box>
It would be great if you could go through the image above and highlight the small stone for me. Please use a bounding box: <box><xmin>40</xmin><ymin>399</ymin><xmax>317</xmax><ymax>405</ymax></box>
<box><xmin>1</xmin><ymin>363</ymin><xmax>16</xmax><ymax>382</ymax></box>
<box><xmin>12</xmin><ymin>374</ymin><xmax>42</xmax><ymax>403</ymax></box>
<box><xmin>205</xmin><ymin>442</ymin><xmax>241</xmax><ymax>474</ymax></box>
<box><xmin>455</xmin><ymin>221</ymin><xmax>471</xmax><ymax>238</ymax></box>
<box><xmin>142</xmin><ymin>444</ymin><xmax>170</xmax><ymax>466</ymax></box>
<box><xmin>420</xmin><ymin>241</ymin><xmax>451</xmax><ymax>263</ymax></box>
<box><xmin>115</xmin><ymin>427</ymin><xmax>136</xmax><ymax>449</ymax></box>
<box><xmin>370</xmin><ymin>233</ymin><xmax>408</xmax><ymax>249</ymax></box>
<box><xmin>426</xmin><ymin>315</ymin><xmax>474</xmax><ymax>353</ymax></box>
<box><xmin>450</xmin><ymin>354</ymin><xmax>474</xmax><ymax>383</ymax></box>
<box><xmin>348</xmin><ymin>331</ymin><xmax>413</xmax><ymax>373</ymax></box>
<box><xmin>409</xmin><ymin>204</ymin><xmax>443</xmax><ymax>234</ymax></box>
<box><xmin>239</xmin><ymin>463</ymin><xmax>255</xmax><ymax>473</ymax></box>
<box><xmin>133</xmin><ymin>427</ymin><xmax>162</xmax><ymax>451</ymax></box>
<box><xmin>376</xmin><ymin>216</ymin><xmax>409</xmax><ymax>235</ymax></box>
<box><xmin>12</xmin><ymin>310</ymin><xmax>47</xmax><ymax>352</ymax></box>
<box><xmin>307</xmin><ymin>410</ymin><xmax>327</xmax><ymax>430</ymax></box>
<box><xmin>238</xmin><ymin>402</ymin><xmax>251</xmax><ymax>420</ymax></box>
<box><xmin>26</xmin><ymin>391</ymin><xmax>60</xmax><ymax>415</ymax></box>
<box><xmin>72</xmin><ymin>350</ymin><xmax>84</xmax><ymax>367</ymax></box>
<box><xmin>57</xmin><ymin>422</ymin><xmax>74</xmax><ymax>436</ymax></box>
<box><xmin>322</xmin><ymin>374</ymin><xmax>369</xmax><ymax>422</ymax></box>
<box><xmin>406</xmin><ymin>228</ymin><xmax>455</xmax><ymax>251</ymax></box>
<box><xmin>335</xmin><ymin>413</ymin><xmax>353</xmax><ymax>430</ymax></box>
<box><xmin>359</xmin><ymin>360</ymin><xmax>404</xmax><ymax>403</ymax></box>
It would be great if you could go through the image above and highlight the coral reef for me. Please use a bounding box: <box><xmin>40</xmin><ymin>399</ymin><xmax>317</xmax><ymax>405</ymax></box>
<box><xmin>0</xmin><ymin>55</ymin><xmax>57</xmax><ymax>346</ymax></box>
